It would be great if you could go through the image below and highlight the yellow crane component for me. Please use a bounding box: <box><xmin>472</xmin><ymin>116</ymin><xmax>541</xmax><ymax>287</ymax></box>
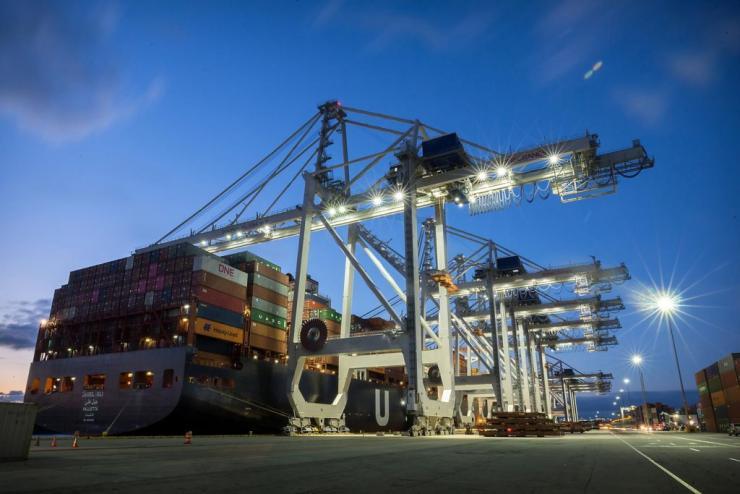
<box><xmin>430</xmin><ymin>270</ymin><xmax>459</xmax><ymax>294</ymax></box>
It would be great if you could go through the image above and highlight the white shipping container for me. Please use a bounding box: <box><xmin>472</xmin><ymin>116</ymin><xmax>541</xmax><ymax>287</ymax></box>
<box><xmin>193</xmin><ymin>256</ymin><xmax>249</xmax><ymax>287</ymax></box>
<box><xmin>0</xmin><ymin>403</ymin><xmax>37</xmax><ymax>461</ymax></box>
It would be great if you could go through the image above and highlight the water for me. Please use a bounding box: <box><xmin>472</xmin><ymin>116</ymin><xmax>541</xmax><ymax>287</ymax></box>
<box><xmin>575</xmin><ymin>390</ymin><xmax>700</xmax><ymax>419</ymax></box>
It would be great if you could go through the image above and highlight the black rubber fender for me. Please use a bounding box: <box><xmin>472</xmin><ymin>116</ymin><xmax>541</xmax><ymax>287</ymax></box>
<box><xmin>300</xmin><ymin>319</ymin><xmax>328</xmax><ymax>352</ymax></box>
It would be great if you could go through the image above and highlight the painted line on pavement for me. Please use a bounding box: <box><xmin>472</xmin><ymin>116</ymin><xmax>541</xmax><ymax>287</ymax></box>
<box><xmin>610</xmin><ymin>432</ymin><xmax>701</xmax><ymax>494</ymax></box>
<box><xmin>730</xmin><ymin>458</ymin><xmax>740</xmax><ymax>463</ymax></box>
<box><xmin>690</xmin><ymin>448</ymin><xmax>700</xmax><ymax>452</ymax></box>
<box><xmin>671</xmin><ymin>435</ymin><xmax>740</xmax><ymax>448</ymax></box>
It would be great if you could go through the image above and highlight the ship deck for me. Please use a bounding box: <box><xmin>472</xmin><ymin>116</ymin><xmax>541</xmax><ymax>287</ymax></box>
<box><xmin>3</xmin><ymin>431</ymin><xmax>739</xmax><ymax>493</ymax></box>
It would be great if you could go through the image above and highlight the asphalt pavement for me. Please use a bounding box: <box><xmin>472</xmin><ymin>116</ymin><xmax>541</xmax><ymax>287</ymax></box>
<box><xmin>1</xmin><ymin>430</ymin><xmax>738</xmax><ymax>493</ymax></box>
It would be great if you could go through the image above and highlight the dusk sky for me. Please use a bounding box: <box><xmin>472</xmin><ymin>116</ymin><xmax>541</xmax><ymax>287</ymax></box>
<box><xmin>1</xmin><ymin>0</ymin><xmax>738</xmax><ymax>399</ymax></box>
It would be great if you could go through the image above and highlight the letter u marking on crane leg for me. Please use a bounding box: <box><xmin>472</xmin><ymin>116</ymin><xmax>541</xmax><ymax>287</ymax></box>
<box><xmin>375</xmin><ymin>389</ymin><xmax>389</xmax><ymax>426</ymax></box>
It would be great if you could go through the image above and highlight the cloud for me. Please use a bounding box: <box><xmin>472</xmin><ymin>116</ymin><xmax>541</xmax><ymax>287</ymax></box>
<box><xmin>0</xmin><ymin>299</ymin><xmax>51</xmax><ymax>350</ymax></box>
<box><xmin>0</xmin><ymin>1</ymin><xmax>162</xmax><ymax>142</ymax></box>
<box><xmin>531</xmin><ymin>0</ymin><xmax>616</xmax><ymax>84</ymax></box>
<box><xmin>612</xmin><ymin>88</ymin><xmax>668</xmax><ymax>126</ymax></box>
<box><xmin>311</xmin><ymin>2</ymin><xmax>493</xmax><ymax>53</ymax></box>
<box><xmin>668</xmin><ymin>52</ymin><xmax>716</xmax><ymax>87</ymax></box>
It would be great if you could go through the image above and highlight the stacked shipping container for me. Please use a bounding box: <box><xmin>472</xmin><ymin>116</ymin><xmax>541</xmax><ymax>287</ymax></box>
<box><xmin>223</xmin><ymin>252</ymin><xmax>290</xmax><ymax>357</ymax></box>
<box><xmin>37</xmin><ymin>243</ymin><xmax>209</xmax><ymax>360</ymax></box>
<box><xmin>695</xmin><ymin>353</ymin><xmax>740</xmax><ymax>432</ymax></box>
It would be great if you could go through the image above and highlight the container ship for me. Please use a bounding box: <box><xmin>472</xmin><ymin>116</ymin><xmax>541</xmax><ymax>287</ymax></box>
<box><xmin>23</xmin><ymin>243</ymin><xmax>410</xmax><ymax>435</ymax></box>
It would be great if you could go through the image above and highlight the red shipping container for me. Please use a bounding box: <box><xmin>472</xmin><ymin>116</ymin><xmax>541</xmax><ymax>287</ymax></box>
<box><xmin>725</xmin><ymin>384</ymin><xmax>740</xmax><ymax>407</ymax></box>
<box><xmin>695</xmin><ymin>370</ymin><xmax>707</xmax><ymax>386</ymax></box>
<box><xmin>193</xmin><ymin>285</ymin><xmax>246</xmax><ymax>315</ymax></box>
<box><xmin>721</xmin><ymin>370</ymin><xmax>738</xmax><ymax>390</ymax></box>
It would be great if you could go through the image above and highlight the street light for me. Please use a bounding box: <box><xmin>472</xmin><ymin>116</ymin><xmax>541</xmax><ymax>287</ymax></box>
<box><xmin>632</xmin><ymin>354</ymin><xmax>651</xmax><ymax>428</ymax></box>
<box><xmin>622</xmin><ymin>378</ymin><xmax>632</xmax><ymax>404</ymax></box>
<box><xmin>652</xmin><ymin>291</ymin><xmax>691</xmax><ymax>426</ymax></box>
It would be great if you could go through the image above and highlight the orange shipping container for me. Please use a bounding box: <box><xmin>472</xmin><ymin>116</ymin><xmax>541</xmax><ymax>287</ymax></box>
<box><xmin>244</xmin><ymin>261</ymin><xmax>289</xmax><ymax>285</ymax></box>
<box><xmin>247</xmin><ymin>284</ymin><xmax>288</xmax><ymax>307</ymax></box>
<box><xmin>250</xmin><ymin>321</ymin><xmax>287</xmax><ymax>342</ymax></box>
<box><xmin>194</xmin><ymin>318</ymin><xmax>244</xmax><ymax>344</ymax></box>
<box><xmin>249</xmin><ymin>333</ymin><xmax>286</xmax><ymax>354</ymax></box>
<box><xmin>192</xmin><ymin>271</ymin><xmax>247</xmax><ymax>299</ymax></box>
<box><xmin>711</xmin><ymin>390</ymin><xmax>726</xmax><ymax>407</ymax></box>
<box><xmin>193</xmin><ymin>285</ymin><xmax>246</xmax><ymax>315</ymax></box>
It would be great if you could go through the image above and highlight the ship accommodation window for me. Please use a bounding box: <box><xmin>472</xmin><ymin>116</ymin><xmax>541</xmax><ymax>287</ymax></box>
<box><xmin>84</xmin><ymin>374</ymin><xmax>106</xmax><ymax>390</ymax></box>
<box><xmin>162</xmin><ymin>369</ymin><xmax>174</xmax><ymax>388</ymax></box>
<box><xmin>119</xmin><ymin>372</ymin><xmax>133</xmax><ymax>389</ymax></box>
<box><xmin>133</xmin><ymin>370</ymin><xmax>154</xmax><ymax>389</ymax></box>
<box><xmin>29</xmin><ymin>378</ymin><xmax>40</xmax><ymax>394</ymax></box>
<box><xmin>44</xmin><ymin>377</ymin><xmax>56</xmax><ymax>394</ymax></box>
<box><xmin>61</xmin><ymin>376</ymin><xmax>75</xmax><ymax>392</ymax></box>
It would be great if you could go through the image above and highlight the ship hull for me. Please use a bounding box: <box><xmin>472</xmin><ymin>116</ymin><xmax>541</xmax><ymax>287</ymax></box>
<box><xmin>24</xmin><ymin>347</ymin><xmax>408</xmax><ymax>435</ymax></box>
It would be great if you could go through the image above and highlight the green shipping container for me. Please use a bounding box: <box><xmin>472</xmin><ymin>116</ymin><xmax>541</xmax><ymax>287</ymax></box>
<box><xmin>318</xmin><ymin>308</ymin><xmax>342</xmax><ymax>323</ymax></box>
<box><xmin>697</xmin><ymin>382</ymin><xmax>709</xmax><ymax>396</ymax></box>
<box><xmin>250</xmin><ymin>307</ymin><xmax>286</xmax><ymax>330</ymax></box>
<box><xmin>251</xmin><ymin>296</ymin><xmax>288</xmax><ymax>319</ymax></box>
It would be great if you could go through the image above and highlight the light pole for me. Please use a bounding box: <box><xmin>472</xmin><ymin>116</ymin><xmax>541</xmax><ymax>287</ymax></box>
<box><xmin>632</xmin><ymin>354</ymin><xmax>651</xmax><ymax>428</ymax></box>
<box><xmin>655</xmin><ymin>293</ymin><xmax>691</xmax><ymax>426</ymax></box>
<box><xmin>623</xmin><ymin>378</ymin><xmax>632</xmax><ymax>405</ymax></box>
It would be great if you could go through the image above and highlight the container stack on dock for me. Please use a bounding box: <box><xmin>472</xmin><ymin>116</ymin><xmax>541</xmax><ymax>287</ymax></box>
<box><xmin>222</xmin><ymin>252</ymin><xmax>290</xmax><ymax>359</ymax></box>
<box><xmin>695</xmin><ymin>353</ymin><xmax>740</xmax><ymax>432</ymax></box>
<box><xmin>476</xmin><ymin>412</ymin><xmax>561</xmax><ymax>437</ymax></box>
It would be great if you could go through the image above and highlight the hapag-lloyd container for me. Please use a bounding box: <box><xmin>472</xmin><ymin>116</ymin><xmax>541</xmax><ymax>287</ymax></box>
<box><xmin>197</xmin><ymin>303</ymin><xmax>245</xmax><ymax>328</ymax></box>
<box><xmin>193</xmin><ymin>317</ymin><xmax>244</xmax><ymax>344</ymax></box>
<box><xmin>193</xmin><ymin>256</ymin><xmax>249</xmax><ymax>287</ymax></box>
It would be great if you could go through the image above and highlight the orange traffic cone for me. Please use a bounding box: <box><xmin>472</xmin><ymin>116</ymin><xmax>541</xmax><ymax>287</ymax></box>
<box><xmin>72</xmin><ymin>436</ymin><xmax>79</xmax><ymax>448</ymax></box>
<box><xmin>50</xmin><ymin>436</ymin><xmax>57</xmax><ymax>447</ymax></box>
<box><xmin>184</xmin><ymin>431</ymin><xmax>192</xmax><ymax>445</ymax></box>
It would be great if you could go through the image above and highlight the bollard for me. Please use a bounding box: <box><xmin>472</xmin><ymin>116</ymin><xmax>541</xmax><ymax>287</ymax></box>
<box><xmin>184</xmin><ymin>430</ymin><xmax>193</xmax><ymax>444</ymax></box>
<box><xmin>50</xmin><ymin>436</ymin><xmax>57</xmax><ymax>448</ymax></box>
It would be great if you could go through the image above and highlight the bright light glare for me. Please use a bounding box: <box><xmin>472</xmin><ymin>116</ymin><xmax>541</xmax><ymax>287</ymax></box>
<box><xmin>631</xmin><ymin>354</ymin><xmax>643</xmax><ymax>366</ymax></box>
<box><xmin>393</xmin><ymin>190</ymin><xmax>404</xmax><ymax>202</ymax></box>
<box><xmin>623</xmin><ymin>378</ymin><xmax>630</xmax><ymax>384</ymax></box>
<box><xmin>655</xmin><ymin>293</ymin><xmax>678</xmax><ymax>314</ymax></box>
<box><xmin>372</xmin><ymin>195</ymin><xmax>383</xmax><ymax>206</ymax></box>
<box><xmin>548</xmin><ymin>154</ymin><xmax>560</xmax><ymax>165</ymax></box>
<box><xmin>337</xmin><ymin>205</ymin><xmax>347</xmax><ymax>214</ymax></box>
<box><xmin>327</xmin><ymin>207</ymin><xmax>337</xmax><ymax>217</ymax></box>
<box><xmin>476</xmin><ymin>170</ymin><xmax>488</xmax><ymax>181</ymax></box>
<box><xmin>496</xmin><ymin>166</ymin><xmax>508</xmax><ymax>177</ymax></box>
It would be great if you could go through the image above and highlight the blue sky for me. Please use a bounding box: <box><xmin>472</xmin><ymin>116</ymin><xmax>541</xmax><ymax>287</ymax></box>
<box><xmin>1</xmin><ymin>0</ymin><xmax>738</xmax><ymax>396</ymax></box>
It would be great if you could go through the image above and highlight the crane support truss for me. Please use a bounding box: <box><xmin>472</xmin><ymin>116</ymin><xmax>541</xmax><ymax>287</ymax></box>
<box><xmin>142</xmin><ymin>101</ymin><xmax>652</xmax><ymax>430</ymax></box>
